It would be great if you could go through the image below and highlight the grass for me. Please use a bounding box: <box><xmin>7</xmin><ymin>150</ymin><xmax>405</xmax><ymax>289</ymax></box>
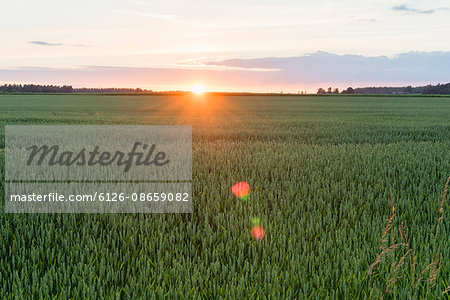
<box><xmin>365</xmin><ymin>180</ymin><xmax>449</xmax><ymax>299</ymax></box>
<box><xmin>0</xmin><ymin>94</ymin><xmax>449</xmax><ymax>298</ymax></box>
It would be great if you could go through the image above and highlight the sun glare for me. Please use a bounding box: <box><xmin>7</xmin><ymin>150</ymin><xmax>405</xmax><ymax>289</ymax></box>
<box><xmin>191</xmin><ymin>84</ymin><xmax>206</xmax><ymax>94</ymax></box>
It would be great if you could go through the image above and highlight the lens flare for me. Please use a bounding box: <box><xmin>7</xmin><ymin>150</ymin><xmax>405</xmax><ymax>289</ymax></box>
<box><xmin>231</xmin><ymin>181</ymin><xmax>250</xmax><ymax>200</ymax></box>
<box><xmin>230</xmin><ymin>182</ymin><xmax>265</xmax><ymax>240</ymax></box>
<box><xmin>251</xmin><ymin>226</ymin><xmax>266</xmax><ymax>240</ymax></box>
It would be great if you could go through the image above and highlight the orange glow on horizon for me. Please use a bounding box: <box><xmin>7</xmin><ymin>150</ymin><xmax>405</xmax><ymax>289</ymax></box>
<box><xmin>135</xmin><ymin>93</ymin><xmax>254</xmax><ymax>137</ymax></box>
<box><xmin>191</xmin><ymin>84</ymin><xmax>206</xmax><ymax>94</ymax></box>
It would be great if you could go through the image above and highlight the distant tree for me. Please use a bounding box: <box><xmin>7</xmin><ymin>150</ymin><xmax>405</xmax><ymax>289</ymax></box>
<box><xmin>0</xmin><ymin>84</ymin><xmax>75</xmax><ymax>93</ymax></box>
<box><xmin>327</xmin><ymin>87</ymin><xmax>332</xmax><ymax>94</ymax></box>
<box><xmin>333</xmin><ymin>88</ymin><xmax>339</xmax><ymax>94</ymax></box>
<box><xmin>341</xmin><ymin>87</ymin><xmax>355</xmax><ymax>94</ymax></box>
<box><xmin>422</xmin><ymin>82</ymin><xmax>450</xmax><ymax>94</ymax></box>
<box><xmin>317</xmin><ymin>88</ymin><xmax>325</xmax><ymax>94</ymax></box>
<box><xmin>403</xmin><ymin>86</ymin><xmax>412</xmax><ymax>94</ymax></box>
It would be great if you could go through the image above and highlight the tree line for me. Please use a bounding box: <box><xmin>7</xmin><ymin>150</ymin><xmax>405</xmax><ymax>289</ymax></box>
<box><xmin>0</xmin><ymin>84</ymin><xmax>154</xmax><ymax>94</ymax></box>
<box><xmin>317</xmin><ymin>83</ymin><xmax>450</xmax><ymax>95</ymax></box>
<box><xmin>1</xmin><ymin>82</ymin><xmax>450</xmax><ymax>95</ymax></box>
<box><xmin>421</xmin><ymin>83</ymin><xmax>450</xmax><ymax>94</ymax></box>
<box><xmin>0</xmin><ymin>84</ymin><xmax>74</xmax><ymax>93</ymax></box>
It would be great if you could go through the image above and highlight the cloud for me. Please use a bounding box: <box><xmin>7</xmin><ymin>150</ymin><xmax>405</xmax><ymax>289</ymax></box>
<box><xmin>1</xmin><ymin>51</ymin><xmax>450</xmax><ymax>91</ymax></box>
<box><xmin>356</xmin><ymin>18</ymin><xmax>378</xmax><ymax>22</ymax></box>
<box><xmin>392</xmin><ymin>5</ymin><xmax>434</xmax><ymax>14</ymax></box>
<box><xmin>28</xmin><ymin>41</ymin><xmax>89</xmax><ymax>47</ymax></box>
<box><xmin>204</xmin><ymin>51</ymin><xmax>450</xmax><ymax>85</ymax></box>
<box><xmin>117</xmin><ymin>10</ymin><xmax>178</xmax><ymax>20</ymax></box>
<box><xmin>29</xmin><ymin>41</ymin><xmax>64</xmax><ymax>46</ymax></box>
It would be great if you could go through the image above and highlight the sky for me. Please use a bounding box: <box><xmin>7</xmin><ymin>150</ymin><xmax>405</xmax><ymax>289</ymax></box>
<box><xmin>1</xmin><ymin>0</ymin><xmax>450</xmax><ymax>92</ymax></box>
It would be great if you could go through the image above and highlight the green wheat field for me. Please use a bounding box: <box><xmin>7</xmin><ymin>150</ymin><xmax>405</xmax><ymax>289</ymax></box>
<box><xmin>0</xmin><ymin>94</ymin><xmax>449</xmax><ymax>299</ymax></box>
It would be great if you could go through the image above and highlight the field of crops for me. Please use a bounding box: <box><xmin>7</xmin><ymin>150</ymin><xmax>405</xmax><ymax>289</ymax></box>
<box><xmin>0</xmin><ymin>94</ymin><xmax>449</xmax><ymax>298</ymax></box>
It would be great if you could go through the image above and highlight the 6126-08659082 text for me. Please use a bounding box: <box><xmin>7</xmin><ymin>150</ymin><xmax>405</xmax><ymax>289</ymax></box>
<box><xmin>8</xmin><ymin>192</ymin><xmax>190</xmax><ymax>202</ymax></box>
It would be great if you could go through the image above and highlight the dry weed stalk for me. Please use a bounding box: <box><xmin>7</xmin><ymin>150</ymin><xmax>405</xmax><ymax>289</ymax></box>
<box><xmin>443</xmin><ymin>286</ymin><xmax>450</xmax><ymax>295</ymax></box>
<box><xmin>429</xmin><ymin>247</ymin><xmax>441</xmax><ymax>287</ymax></box>
<box><xmin>399</xmin><ymin>222</ymin><xmax>408</xmax><ymax>247</ymax></box>
<box><xmin>438</xmin><ymin>177</ymin><xmax>449</xmax><ymax>224</ymax></box>
<box><xmin>411</xmin><ymin>251</ymin><xmax>416</xmax><ymax>287</ymax></box>
<box><xmin>369</xmin><ymin>179</ymin><xmax>450</xmax><ymax>296</ymax></box>
<box><xmin>385</xmin><ymin>249</ymin><xmax>412</xmax><ymax>293</ymax></box>
<box><xmin>368</xmin><ymin>243</ymin><xmax>406</xmax><ymax>275</ymax></box>
<box><xmin>393</xmin><ymin>249</ymin><xmax>412</xmax><ymax>276</ymax></box>
<box><xmin>414</xmin><ymin>261</ymin><xmax>434</xmax><ymax>289</ymax></box>
<box><xmin>379</xmin><ymin>193</ymin><xmax>396</xmax><ymax>251</ymax></box>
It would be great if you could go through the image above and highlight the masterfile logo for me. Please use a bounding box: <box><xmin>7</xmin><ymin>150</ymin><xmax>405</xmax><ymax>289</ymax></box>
<box><xmin>6</xmin><ymin>125</ymin><xmax>191</xmax><ymax>181</ymax></box>
<box><xmin>5</xmin><ymin>125</ymin><xmax>192</xmax><ymax>213</ymax></box>
<box><xmin>26</xmin><ymin>142</ymin><xmax>170</xmax><ymax>172</ymax></box>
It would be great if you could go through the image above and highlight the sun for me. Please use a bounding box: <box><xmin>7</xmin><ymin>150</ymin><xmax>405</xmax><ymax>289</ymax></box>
<box><xmin>191</xmin><ymin>84</ymin><xmax>206</xmax><ymax>94</ymax></box>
